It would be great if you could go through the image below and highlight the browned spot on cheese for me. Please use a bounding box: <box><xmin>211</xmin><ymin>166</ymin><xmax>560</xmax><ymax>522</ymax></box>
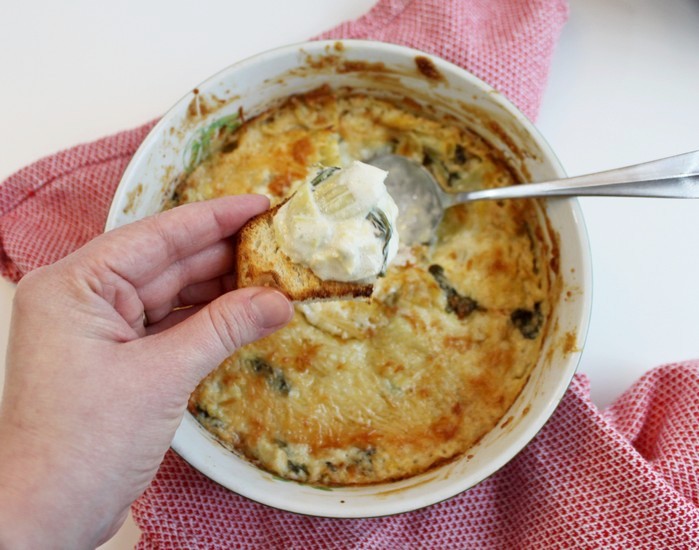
<box><xmin>488</xmin><ymin>249</ymin><xmax>510</xmax><ymax>276</ymax></box>
<box><xmin>297</xmin><ymin>84</ymin><xmax>336</xmax><ymax>109</ymax></box>
<box><xmin>444</xmin><ymin>335</ymin><xmax>476</xmax><ymax>353</ymax></box>
<box><xmin>400</xmin><ymin>312</ymin><xmax>428</xmax><ymax>332</ymax></box>
<box><xmin>246</xmin><ymin>416</ymin><xmax>266</xmax><ymax>446</ymax></box>
<box><xmin>431</xmin><ymin>412</ymin><xmax>461</xmax><ymax>441</ymax></box>
<box><xmin>293</xmin><ymin>340</ymin><xmax>321</xmax><ymax>372</ymax></box>
<box><xmin>379</xmin><ymin>360</ymin><xmax>405</xmax><ymax>376</ymax></box>
<box><xmin>268</xmin><ymin>171</ymin><xmax>298</xmax><ymax>197</ymax></box>
<box><xmin>292</xmin><ymin>136</ymin><xmax>314</xmax><ymax>164</ymax></box>
<box><xmin>482</xmin><ymin>346</ymin><xmax>516</xmax><ymax>376</ymax></box>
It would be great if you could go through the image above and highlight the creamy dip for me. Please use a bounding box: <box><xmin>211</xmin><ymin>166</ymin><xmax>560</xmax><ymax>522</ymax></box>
<box><xmin>178</xmin><ymin>89</ymin><xmax>556</xmax><ymax>486</ymax></box>
<box><xmin>272</xmin><ymin>160</ymin><xmax>399</xmax><ymax>282</ymax></box>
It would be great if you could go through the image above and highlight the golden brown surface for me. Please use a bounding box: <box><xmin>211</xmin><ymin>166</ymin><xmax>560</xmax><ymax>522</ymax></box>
<box><xmin>176</xmin><ymin>88</ymin><xmax>555</xmax><ymax>486</ymax></box>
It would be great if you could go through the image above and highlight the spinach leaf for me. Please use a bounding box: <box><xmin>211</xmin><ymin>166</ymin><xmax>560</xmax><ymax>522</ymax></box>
<box><xmin>367</xmin><ymin>208</ymin><xmax>393</xmax><ymax>277</ymax></box>
<box><xmin>246</xmin><ymin>357</ymin><xmax>291</xmax><ymax>396</ymax></box>
<box><xmin>511</xmin><ymin>302</ymin><xmax>544</xmax><ymax>339</ymax></box>
<box><xmin>428</xmin><ymin>264</ymin><xmax>482</xmax><ymax>319</ymax></box>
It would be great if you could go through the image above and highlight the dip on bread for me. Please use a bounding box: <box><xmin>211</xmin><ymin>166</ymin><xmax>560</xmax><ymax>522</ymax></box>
<box><xmin>273</xmin><ymin>161</ymin><xmax>399</xmax><ymax>283</ymax></box>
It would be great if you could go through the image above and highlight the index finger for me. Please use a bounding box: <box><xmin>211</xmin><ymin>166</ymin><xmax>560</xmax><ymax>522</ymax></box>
<box><xmin>80</xmin><ymin>194</ymin><xmax>270</xmax><ymax>286</ymax></box>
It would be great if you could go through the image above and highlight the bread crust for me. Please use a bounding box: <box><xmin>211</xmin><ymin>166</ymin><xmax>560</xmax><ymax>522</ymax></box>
<box><xmin>234</xmin><ymin>203</ymin><xmax>373</xmax><ymax>301</ymax></box>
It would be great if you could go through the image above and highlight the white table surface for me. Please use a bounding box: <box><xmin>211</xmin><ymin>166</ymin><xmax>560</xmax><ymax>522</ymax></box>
<box><xmin>1</xmin><ymin>0</ymin><xmax>698</xmax><ymax>547</ymax></box>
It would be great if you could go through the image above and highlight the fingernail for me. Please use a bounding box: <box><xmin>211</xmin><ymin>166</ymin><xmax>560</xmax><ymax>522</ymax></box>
<box><xmin>250</xmin><ymin>290</ymin><xmax>293</xmax><ymax>328</ymax></box>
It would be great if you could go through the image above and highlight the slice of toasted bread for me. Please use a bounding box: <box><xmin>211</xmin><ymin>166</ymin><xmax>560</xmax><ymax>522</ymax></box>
<box><xmin>234</xmin><ymin>203</ymin><xmax>373</xmax><ymax>302</ymax></box>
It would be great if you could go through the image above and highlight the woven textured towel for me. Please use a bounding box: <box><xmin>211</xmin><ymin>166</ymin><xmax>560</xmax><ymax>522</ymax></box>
<box><xmin>5</xmin><ymin>0</ymin><xmax>698</xmax><ymax>547</ymax></box>
<box><xmin>132</xmin><ymin>364</ymin><xmax>699</xmax><ymax>548</ymax></box>
<box><xmin>0</xmin><ymin>0</ymin><xmax>568</xmax><ymax>282</ymax></box>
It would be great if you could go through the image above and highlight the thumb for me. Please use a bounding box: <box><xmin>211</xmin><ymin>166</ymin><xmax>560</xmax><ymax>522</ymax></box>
<box><xmin>150</xmin><ymin>287</ymin><xmax>293</xmax><ymax>386</ymax></box>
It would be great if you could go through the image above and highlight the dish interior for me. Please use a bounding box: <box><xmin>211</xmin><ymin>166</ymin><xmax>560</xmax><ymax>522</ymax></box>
<box><xmin>106</xmin><ymin>40</ymin><xmax>590</xmax><ymax>518</ymax></box>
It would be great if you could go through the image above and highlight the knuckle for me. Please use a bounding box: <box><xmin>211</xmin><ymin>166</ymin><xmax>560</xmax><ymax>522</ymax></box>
<box><xmin>207</xmin><ymin>298</ymin><xmax>259</xmax><ymax>353</ymax></box>
<box><xmin>13</xmin><ymin>267</ymin><xmax>51</xmax><ymax>310</ymax></box>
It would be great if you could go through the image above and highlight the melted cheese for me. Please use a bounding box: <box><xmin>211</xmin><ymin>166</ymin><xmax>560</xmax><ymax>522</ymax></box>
<box><xmin>178</xmin><ymin>89</ymin><xmax>555</xmax><ymax>486</ymax></box>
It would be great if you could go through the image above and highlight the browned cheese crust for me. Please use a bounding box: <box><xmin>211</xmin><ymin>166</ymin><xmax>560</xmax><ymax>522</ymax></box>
<box><xmin>174</xmin><ymin>88</ymin><xmax>558</xmax><ymax>486</ymax></box>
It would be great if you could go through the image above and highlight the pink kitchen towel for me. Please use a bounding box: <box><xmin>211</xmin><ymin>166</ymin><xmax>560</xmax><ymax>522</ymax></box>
<box><xmin>0</xmin><ymin>0</ymin><xmax>568</xmax><ymax>282</ymax></box>
<box><xmin>8</xmin><ymin>0</ymin><xmax>696</xmax><ymax>548</ymax></box>
<box><xmin>132</xmin><ymin>363</ymin><xmax>699</xmax><ymax>548</ymax></box>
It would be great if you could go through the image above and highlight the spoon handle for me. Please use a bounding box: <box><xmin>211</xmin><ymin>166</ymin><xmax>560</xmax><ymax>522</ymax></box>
<box><xmin>445</xmin><ymin>150</ymin><xmax>699</xmax><ymax>204</ymax></box>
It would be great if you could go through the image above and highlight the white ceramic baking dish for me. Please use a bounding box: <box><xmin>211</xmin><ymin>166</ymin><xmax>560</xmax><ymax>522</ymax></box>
<box><xmin>105</xmin><ymin>39</ymin><xmax>591</xmax><ymax>518</ymax></box>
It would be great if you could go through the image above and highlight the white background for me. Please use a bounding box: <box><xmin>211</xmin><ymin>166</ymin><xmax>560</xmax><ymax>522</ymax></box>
<box><xmin>1</xmin><ymin>0</ymin><xmax>698</xmax><ymax>547</ymax></box>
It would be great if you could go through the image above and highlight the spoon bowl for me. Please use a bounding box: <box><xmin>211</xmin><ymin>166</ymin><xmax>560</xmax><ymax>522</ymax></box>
<box><xmin>369</xmin><ymin>155</ymin><xmax>445</xmax><ymax>245</ymax></box>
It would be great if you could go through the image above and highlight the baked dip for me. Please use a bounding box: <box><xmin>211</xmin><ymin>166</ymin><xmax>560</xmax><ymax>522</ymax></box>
<box><xmin>173</xmin><ymin>87</ymin><xmax>557</xmax><ymax>486</ymax></box>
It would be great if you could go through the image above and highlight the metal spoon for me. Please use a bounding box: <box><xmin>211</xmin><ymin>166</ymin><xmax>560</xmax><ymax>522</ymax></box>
<box><xmin>370</xmin><ymin>150</ymin><xmax>699</xmax><ymax>245</ymax></box>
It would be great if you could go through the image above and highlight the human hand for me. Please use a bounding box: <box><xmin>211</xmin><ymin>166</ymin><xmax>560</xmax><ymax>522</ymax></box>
<box><xmin>0</xmin><ymin>195</ymin><xmax>293</xmax><ymax>549</ymax></box>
